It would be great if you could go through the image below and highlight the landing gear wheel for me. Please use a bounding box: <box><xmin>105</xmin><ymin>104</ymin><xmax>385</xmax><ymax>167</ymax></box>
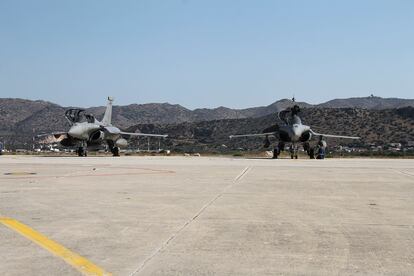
<box><xmin>112</xmin><ymin>146</ymin><xmax>120</xmax><ymax>157</ymax></box>
<box><xmin>289</xmin><ymin>145</ymin><xmax>298</xmax><ymax>159</ymax></box>
<box><xmin>309</xmin><ymin>148</ymin><xmax>315</xmax><ymax>159</ymax></box>
<box><xmin>77</xmin><ymin>147</ymin><xmax>87</xmax><ymax>157</ymax></box>
<box><xmin>303</xmin><ymin>142</ymin><xmax>310</xmax><ymax>153</ymax></box>
<box><xmin>272</xmin><ymin>147</ymin><xmax>279</xmax><ymax>159</ymax></box>
<box><xmin>273</xmin><ymin>146</ymin><xmax>281</xmax><ymax>159</ymax></box>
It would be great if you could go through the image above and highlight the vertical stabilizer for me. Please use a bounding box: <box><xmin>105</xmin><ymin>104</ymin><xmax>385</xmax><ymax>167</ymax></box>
<box><xmin>102</xmin><ymin>97</ymin><xmax>114</xmax><ymax>126</ymax></box>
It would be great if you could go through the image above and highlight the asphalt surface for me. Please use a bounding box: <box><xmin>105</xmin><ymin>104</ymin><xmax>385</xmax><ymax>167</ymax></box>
<box><xmin>0</xmin><ymin>156</ymin><xmax>413</xmax><ymax>275</ymax></box>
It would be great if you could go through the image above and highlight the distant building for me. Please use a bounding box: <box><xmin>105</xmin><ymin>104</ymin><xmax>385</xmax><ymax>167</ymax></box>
<box><xmin>389</xmin><ymin>143</ymin><xmax>402</xmax><ymax>148</ymax></box>
<box><xmin>388</xmin><ymin>143</ymin><xmax>402</xmax><ymax>152</ymax></box>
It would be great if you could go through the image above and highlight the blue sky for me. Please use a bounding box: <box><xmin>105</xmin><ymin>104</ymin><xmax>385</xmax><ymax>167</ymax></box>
<box><xmin>0</xmin><ymin>0</ymin><xmax>413</xmax><ymax>108</ymax></box>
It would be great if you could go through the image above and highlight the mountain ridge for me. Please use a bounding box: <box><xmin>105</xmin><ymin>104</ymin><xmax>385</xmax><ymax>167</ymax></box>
<box><xmin>3</xmin><ymin>96</ymin><xmax>413</xmax><ymax>129</ymax></box>
<box><xmin>1</xmin><ymin>96</ymin><xmax>413</xmax><ymax>149</ymax></box>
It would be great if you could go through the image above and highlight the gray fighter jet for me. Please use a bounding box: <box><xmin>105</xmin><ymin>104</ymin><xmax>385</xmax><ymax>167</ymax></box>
<box><xmin>229</xmin><ymin>99</ymin><xmax>360</xmax><ymax>159</ymax></box>
<box><xmin>39</xmin><ymin>97</ymin><xmax>167</xmax><ymax>156</ymax></box>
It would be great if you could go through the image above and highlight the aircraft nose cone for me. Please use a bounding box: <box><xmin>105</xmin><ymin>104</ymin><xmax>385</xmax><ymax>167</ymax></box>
<box><xmin>68</xmin><ymin>125</ymin><xmax>83</xmax><ymax>139</ymax></box>
<box><xmin>292</xmin><ymin>125</ymin><xmax>302</xmax><ymax>140</ymax></box>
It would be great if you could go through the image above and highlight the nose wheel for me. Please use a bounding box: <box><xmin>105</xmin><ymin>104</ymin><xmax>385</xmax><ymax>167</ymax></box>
<box><xmin>77</xmin><ymin>146</ymin><xmax>87</xmax><ymax>157</ymax></box>
<box><xmin>289</xmin><ymin>144</ymin><xmax>298</xmax><ymax>159</ymax></box>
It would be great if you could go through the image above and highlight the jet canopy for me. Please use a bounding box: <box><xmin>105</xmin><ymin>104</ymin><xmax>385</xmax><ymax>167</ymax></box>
<box><xmin>278</xmin><ymin>105</ymin><xmax>302</xmax><ymax>125</ymax></box>
<box><xmin>65</xmin><ymin>109</ymin><xmax>85</xmax><ymax>124</ymax></box>
<box><xmin>85</xmin><ymin>114</ymin><xmax>96</xmax><ymax>123</ymax></box>
<box><xmin>65</xmin><ymin>109</ymin><xmax>96</xmax><ymax>124</ymax></box>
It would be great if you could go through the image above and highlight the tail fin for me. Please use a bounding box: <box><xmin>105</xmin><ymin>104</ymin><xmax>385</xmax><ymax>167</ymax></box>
<box><xmin>102</xmin><ymin>97</ymin><xmax>114</xmax><ymax>126</ymax></box>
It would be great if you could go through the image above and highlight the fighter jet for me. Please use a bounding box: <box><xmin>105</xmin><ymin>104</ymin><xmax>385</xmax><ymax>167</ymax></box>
<box><xmin>229</xmin><ymin>99</ymin><xmax>360</xmax><ymax>159</ymax></box>
<box><xmin>38</xmin><ymin>97</ymin><xmax>167</xmax><ymax>156</ymax></box>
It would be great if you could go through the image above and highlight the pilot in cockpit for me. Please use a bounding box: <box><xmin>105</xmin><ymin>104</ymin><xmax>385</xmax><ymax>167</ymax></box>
<box><xmin>85</xmin><ymin>114</ymin><xmax>96</xmax><ymax>123</ymax></box>
<box><xmin>278</xmin><ymin>105</ymin><xmax>301</xmax><ymax>125</ymax></box>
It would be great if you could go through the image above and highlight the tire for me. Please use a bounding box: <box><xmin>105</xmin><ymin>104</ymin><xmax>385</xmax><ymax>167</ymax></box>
<box><xmin>112</xmin><ymin>147</ymin><xmax>120</xmax><ymax>157</ymax></box>
<box><xmin>309</xmin><ymin>148</ymin><xmax>315</xmax><ymax>159</ymax></box>
<box><xmin>77</xmin><ymin>147</ymin><xmax>85</xmax><ymax>157</ymax></box>
<box><xmin>272</xmin><ymin>148</ymin><xmax>279</xmax><ymax>159</ymax></box>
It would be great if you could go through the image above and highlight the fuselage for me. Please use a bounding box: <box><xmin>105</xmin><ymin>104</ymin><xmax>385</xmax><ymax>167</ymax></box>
<box><xmin>277</xmin><ymin>114</ymin><xmax>311</xmax><ymax>143</ymax></box>
<box><xmin>64</xmin><ymin>120</ymin><xmax>127</xmax><ymax>149</ymax></box>
<box><xmin>278</xmin><ymin>123</ymin><xmax>311</xmax><ymax>143</ymax></box>
<box><xmin>67</xmin><ymin>122</ymin><xmax>101</xmax><ymax>140</ymax></box>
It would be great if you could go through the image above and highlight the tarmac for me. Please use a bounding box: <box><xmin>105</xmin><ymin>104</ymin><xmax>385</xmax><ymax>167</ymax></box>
<box><xmin>0</xmin><ymin>155</ymin><xmax>413</xmax><ymax>275</ymax></box>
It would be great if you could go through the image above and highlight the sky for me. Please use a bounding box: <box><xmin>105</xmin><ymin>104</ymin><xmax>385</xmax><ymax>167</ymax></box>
<box><xmin>0</xmin><ymin>0</ymin><xmax>413</xmax><ymax>109</ymax></box>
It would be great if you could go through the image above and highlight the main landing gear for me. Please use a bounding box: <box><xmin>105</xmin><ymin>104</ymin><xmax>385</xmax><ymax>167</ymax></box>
<box><xmin>272</xmin><ymin>142</ymin><xmax>285</xmax><ymax>159</ymax></box>
<box><xmin>303</xmin><ymin>142</ymin><xmax>314</xmax><ymax>159</ymax></box>
<box><xmin>111</xmin><ymin>146</ymin><xmax>120</xmax><ymax>157</ymax></box>
<box><xmin>106</xmin><ymin>140</ymin><xmax>120</xmax><ymax>157</ymax></box>
<box><xmin>272</xmin><ymin>141</ymin><xmax>326</xmax><ymax>160</ymax></box>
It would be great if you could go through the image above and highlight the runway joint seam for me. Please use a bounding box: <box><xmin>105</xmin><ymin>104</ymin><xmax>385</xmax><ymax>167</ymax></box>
<box><xmin>129</xmin><ymin>166</ymin><xmax>252</xmax><ymax>275</ymax></box>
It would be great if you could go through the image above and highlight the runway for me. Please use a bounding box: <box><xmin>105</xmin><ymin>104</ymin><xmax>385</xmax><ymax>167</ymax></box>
<box><xmin>0</xmin><ymin>156</ymin><xmax>413</xmax><ymax>275</ymax></box>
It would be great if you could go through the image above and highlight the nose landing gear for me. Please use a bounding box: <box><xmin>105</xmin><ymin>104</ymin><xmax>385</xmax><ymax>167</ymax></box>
<box><xmin>77</xmin><ymin>146</ymin><xmax>87</xmax><ymax>157</ymax></box>
<box><xmin>76</xmin><ymin>141</ymin><xmax>88</xmax><ymax>157</ymax></box>
<box><xmin>289</xmin><ymin>144</ymin><xmax>298</xmax><ymax>159</ymax></box>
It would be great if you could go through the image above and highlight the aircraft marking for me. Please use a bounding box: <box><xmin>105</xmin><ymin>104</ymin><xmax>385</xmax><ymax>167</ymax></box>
<box><xmin>3</xmin><ymin>172</ymin><xmax>37</xmax><ymax>175</ymax></box>
<box><xmin>0</xmin><ymin>217</ymin><xmax>111</xmax><ymax>276</ymax></box>
<box><xmin>1</xmin><ymin>168</ymin><xmax>175</xmax><ymax>180</ymax></box>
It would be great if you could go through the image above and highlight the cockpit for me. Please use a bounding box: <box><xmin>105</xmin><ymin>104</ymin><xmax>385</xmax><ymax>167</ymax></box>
<box><xmin>65</xmin><ymin>109</ymin><xmax>85</xmax><ymax>124</ymax></box>
<box><xmin>85</xmin><ymin>114</ymin><xmax>96</xmax><ymax>123</ymax></box>
<box><xmin>278</xmin><ymin>105</ymin><xmax>302</xmax><ymax>125</ymax></box>
<box><xmin>65</xmin><ymin>109</ymin><xmax>96</xmax><ymax>124</ymax></box>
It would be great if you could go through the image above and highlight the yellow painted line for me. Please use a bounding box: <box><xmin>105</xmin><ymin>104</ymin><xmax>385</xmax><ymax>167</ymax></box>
<box><xmin>0</xmin><ymin>217</ymin><xmax>111</xmax><ymax>276</ymax></box>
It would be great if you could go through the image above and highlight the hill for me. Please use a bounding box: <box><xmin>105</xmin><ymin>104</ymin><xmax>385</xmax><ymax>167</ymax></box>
<box><xmin>0</xmin><ymin>97</ymin><xmax>413</xmax><ymax>149</ymax></box>
<box><xmin>318</xmin><ymin>96</ymin><xmax>414</xmax><ymax>109</ymax></box>
<box><xmin>0</xmin><ymin>98</ymin><xmax>54</xmax><ymax>129</ymax></box>
<box><xmin>125</xmin><ymin>107</ymin><xmax>414</xmax><ymax>153</ymax></box>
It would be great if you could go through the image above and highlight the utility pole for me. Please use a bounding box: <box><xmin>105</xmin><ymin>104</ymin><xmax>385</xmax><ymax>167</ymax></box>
<box><xmin>137</xmin><ymin>137</ymin><xmax>140</xmax><ymax>152</ymax></box>
<box><xmin>32</xmin><ymin>128</ymin><xmax>35</xmax><ymax>151</ymax></box>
